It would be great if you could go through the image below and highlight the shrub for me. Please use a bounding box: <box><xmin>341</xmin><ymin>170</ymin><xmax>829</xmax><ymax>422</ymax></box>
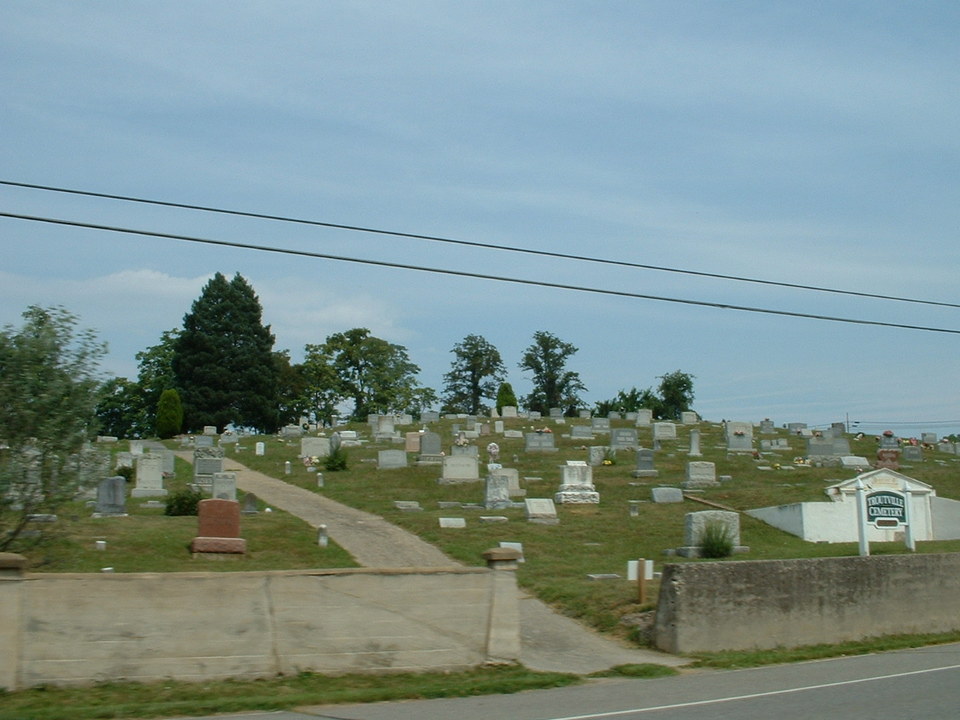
<box><xmin>164</xmin><ymin>487</ymin><xmax>203</xmax><ymax>516</ymax></box>
<box><xmin>699</xmin><ymin>521</ymin><xmax>734</xmax><ymax>558</ymax></box>
<box><xmin>115</xmin><ymin>465</ymin><xmax>135</xmax><ymax>483</ymax></box>
<box><xmin>155</xmin><ymin>388</ymin><xmax>184</xmax><ymax>439</ymax></box>
<box><xmin>495</xmin><ymin>382</ymin><xmax>518</xmax><ymax>414</ymax></box>
<box><xmin>324</xmin><ymin>445</ymin><xmax>348</xmax><ymax>472</ymax></box>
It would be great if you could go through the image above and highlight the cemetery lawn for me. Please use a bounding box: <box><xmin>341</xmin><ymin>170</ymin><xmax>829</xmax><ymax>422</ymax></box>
<box><xmin>21</xmin><ymin>420</ymin><xmax>960</xmax><ymax>640</ymax></box>
<box><xmin>24</xmin><ymin>455</ymin><xmax>358</xmax><ymax>573</ymax></box>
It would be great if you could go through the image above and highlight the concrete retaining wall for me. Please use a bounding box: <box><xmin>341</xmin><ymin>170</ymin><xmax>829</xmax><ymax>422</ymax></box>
<box><xmin>1</xmin><ymin>565</ymin><xmax>520</xmax><ymax>690</ymax></box>
<box><xmin>654</xmin><ymin>553</ymin><xmax>960</xmax><ymax>654</ymax></box>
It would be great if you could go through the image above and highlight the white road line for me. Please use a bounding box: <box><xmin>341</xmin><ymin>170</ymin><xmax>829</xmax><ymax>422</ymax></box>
<box><xmin>545</xmin><ymin>662</ymin><xmax>960</xmax><ymax>719</ymax></box>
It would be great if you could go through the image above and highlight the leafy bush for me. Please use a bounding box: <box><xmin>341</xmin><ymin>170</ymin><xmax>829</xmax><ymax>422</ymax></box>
<box><xmin>164</xmin><ymin>487</ymin><xmax>203</xmax><ymax>516</ymax></box>
<box><xmin>115</xmin><ymin>465</ymin><xmax>135</xmax><ymax>483</ymax></box>
<box><xmin>324</xmin><ymin>445</ymin><xmax>348</xmax><ymax>472</ymax></box>
<box><xmin>699</xmin><ymin>521</ymin><xmax>734</xmax><ymax>558</ymax></box>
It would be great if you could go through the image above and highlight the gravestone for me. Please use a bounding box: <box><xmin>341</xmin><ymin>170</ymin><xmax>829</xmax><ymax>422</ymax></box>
<box><xmin>241</xmin><ymin>492</ymin><xmax>259</xmax><ymax>515</ymax></box>
<box><xmin>191</xmin><ymin>499</ymin><xmax>246</xmax><ymax>555</ymax></box>
<box><xmin>404</xmin><ymin>432</ymin><xmax>421</xmax><ymax>453</ymax></box>
<box><xmin>160</xmin><ymin>449</ymin><xmax>175</xmax><ymax>476</ymax></box>
<box><xmin>131</xmin><ymin>453</ymin><xmax>166</xmax><ymax>498</ymax></box>
<box><xmin>578</xmin><ymin>410</ymin><xmax>592</xmax><ymax>419</ymax></box>
<box><xmin>587</xmin><ymin>446</ymin><xmax>609</xmax><ymax>466</ymax></box>
<box><xmin>255</xmin><ymin>442</ymin><xmax>265</xmax><ymax>456</ymax></box>
<box><xmin>439</xmin><ymin>455</ymin><xmax>480</xmax><ymax>484</ymax></box>
<box><xmin>555</xmin><ymin>461</ymin><xmax>599</xmax><ymax>504</ymax></box>
<box><xmin>688</xmin><ymin>429</ymin><xmax>702</xmax><ymax>457</ymax></box>
<box><xmin>607</xmin><ymin>411</ymin><xmax>621</xmax><ymax>420</ymax></box>
<box><xmin>129</xmin><ymin>440</ymin><xmax>144</xmax><ymax>455</ymax></box>
<box><xmin>300</xmin><ymin>436</ymin><xmax>331</xmax><ymax>458</ymax></box>
<box><xmin>501</xmin><ymin>406</ymin><xmax>518</xmax><ymax>418</ymax></box>
<box><xmin>725</xmin><ymin>422</ymin><xmax>754</xmax><ymax>452</ymax></box>
<box><xmin>334</xmin><ymin>430</ymin><xmax>361</xmax><ymax>447</ymax></box>
<box><xmin>451</xmin><ymin>444</ymin><xmax>478</xmax><ymax>457</ymax></box>
<box><xmin>549</xmin><ymin>408</ymin><xmax>563</xmax><ymax>418</ymax></box>
<box><xmin>94</xmin><ymin>476</ymin><xmax>127</xmax><ymax>516</ymax></box>
<box><xmin>787</xmin><ymin>423</ymin><xmax>807</xmax><ymax>434</ymax></box>
<box><xmin>491</xmin><ymin>467</ymin><xmax>524</xmax><ymax>497</ymax></box>
<box><xmin>374</xmin><ymin>415</ymin><xmax>398</xmax><ymax>441</ymax></box>
<box><xmin>378</xmin><ymin>449</ymin><xmax>408</xmax><ymax>469</ymax></box>
<box><xmin>806</xmin><ymin>437</ymin><xmax>851</xmax><ymax>459</ymax></box>
<box><xmin>203</xmin><ymin>426</ymin><xmax>218</xmax><ymax>436</ymax></box>
<box><xmin>921</xmin><ymin>432</ymin><xmax>937</xmax><ymax>445</ymax></box>
<box><xmin>394</xmin><ymin>501</ymin><xmax>422</xmax><ymax>511</ymax></box>
<box><xmin>570</xmin><ymin>425</ymin><xmax>595</xmax><ymax>440</ymax></box>
<box><xmin>683</xmin><ymin>461</ymin><xmax>719</xmax><ymax>488</ymax></box>
<box><xmin>194</xmin><ymin>435</ymin><xmax>214</xmax><ymax>448</ymax></box>
<box><xmin>609</xmin><ymin>428</ymin><xmax>639</xmax><ymax>449</ymax></box>
<box><xmin>653</xmin><ymin>422</ymin><xmax>677</xmax><ymax>441</ymax></box>
<box><xmin>624</xmin><ymin>412</ymin><xmax>638</xmax><ymax>422</ymax></box>
<box><xmin>503</xmin><ymin>430</ymin><xmax>523</xmax><ymax>439</ymax></box>
<box><xmin>681</xmin><ymin>411</ymin><xmax>698</xmax><ymax>425</ymax></box>
<box><xmin>902</xmin><ymin>445</ymin><xmax>923</xmax><ymax>462</ymax></box>
<box><xmin>652</xmin><ymin>486</ymin><xmax>684</xmax><ymax>504</ymax></box>
<box><xmin>219</xmin><ymin>432</ymin><xmax>238</xmax><ymax>446</ymax></box>
<box><xmin>635</xmin><ymin>409</ymin><xmax>653</xmax><ymax>426</ymax></box>
<box><xmin>420</xmin><ymin>411</ymin><xmax>440</xmax><ymax>423</ymax></box>
<box><xmin>439</xmin><ymin>517</ymin><xmax>467</xmax><ymax>529</ymax></box>
<box><xmin>875</xmin><ymin>448</ymin><xmax>901</xmax><ymax>470</ymax></box>
<box><xmin>417</xmin><ymin>431</ymin><xmax>443</xmax><ymax>464</ymax></box>
<box><xmin>632</xmin><ymin>449</ymin><xmax>658</xmax><ymax>478</ymax></box>
<box><xmin>879</xmin><ymin>433</ymin><xmax>900</xmax><ymax>450</ymax></box>
<box><xmin>494</xmin><ymin>420</ymin><xmax>504</xmax><ymax>433</ymax></box>
<box><xmin>211</xmin><ymin>472</ymin><xmax>238</xmax><ymax>501</ymax></box>
<box><xmin>485</xmin><ymin>474</ymin><xmax>513</xmax><ymax>510</ymax></box>
<box><xmin>524</xmin><ymin>432</ymin><xmax>557</xmax><ymax>452</ymax></box>
<box><xmin>115</xmin><ymin>451</ymin><xmax>133</xmax><ymax>469</ymax></box>
<box><xmin>525</xmin><ymin>498</ymin><xmax>559</xmax><ymax>525</ymax></box>
<box><xmin>759</xmin><ymin>419</ymin><xmax>776</xmax><ymax>434</ymax></box>
<box><xmin>591</xmin><ymin>417</ymin><xmax>611</xmax><ymax>433</ymax></box>
<box><xmin>676</xmin><ymin>510</ymin><xmax>747</xmax><ymax>557</ymax></box>
<box><xmin>280</xmin><ymin>424</ymin><xmax>302</xmax><ymax>439</ymax></box>
<box><xmin>193</xmin><ymin>447</ymin><xmax>225</xmax><ymax>487</ymax></box>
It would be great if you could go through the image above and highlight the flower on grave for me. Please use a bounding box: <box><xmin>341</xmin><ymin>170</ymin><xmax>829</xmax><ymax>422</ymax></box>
<box><xmin>734</xmin><ymin>430</ymin><xmax>745</xmax><ymax>436</ymax></box>
<box><xmin>602</xmin><ymin>459</ymin><xmax>613</xmax><ymax>466</ymax></box>
<box><xmin>883</xmin><ymin>430</ymin><xmax>895</xmax><ymax>437</ymax></box>
<box><xmin>773</xmin><ymin>463</ymin><xmax>781</xmax><ymax>470</ymax></box>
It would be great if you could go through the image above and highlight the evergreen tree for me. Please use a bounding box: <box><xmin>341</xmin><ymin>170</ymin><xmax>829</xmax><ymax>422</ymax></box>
<box><xmin>495</xmin><ymin>381</ymin><xmax>518</xmax><ymax>415</ymax></box>
<box><xmin>441</xmin><ymin>334</ymin><xmax>507</xmax><ymax>415</ymax></box>
<box><xmin>519</xmin><ymin>331</ymin><xmax>586</xmax><ymax>416</ymax></box>
<box><xmin>155</xmin><ymin>388</ymin><xmax>184</xmax><ymax>438</ymax></box>
<box><xmin>172</xmin><ymin>273</ymin><xmax>278</xmax><ymax>433</ymax></box>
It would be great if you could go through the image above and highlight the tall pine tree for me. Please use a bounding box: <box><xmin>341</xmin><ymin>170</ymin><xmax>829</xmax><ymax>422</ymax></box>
<box><xmin>172</xmin><ymin>273</ymin><xmax>278</xmax><ymax>433</ymax></box>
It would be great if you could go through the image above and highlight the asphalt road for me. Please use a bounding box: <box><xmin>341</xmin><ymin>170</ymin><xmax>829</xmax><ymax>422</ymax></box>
<box><xmin>164</xmin><ymin>642</ymin><xmax>960</xmax><ymax>720</ymax></box>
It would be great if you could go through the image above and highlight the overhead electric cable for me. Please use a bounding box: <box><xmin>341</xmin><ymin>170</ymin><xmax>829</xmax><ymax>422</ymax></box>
<box><xmin>3</xmin><ymin>210</ymin><xmax>960</xmax><ymax>336</ymax></box>
<box><xmin>2</xmin><ymin>179</ymin><xmax>957</xmax><ymax>310</ymax></box>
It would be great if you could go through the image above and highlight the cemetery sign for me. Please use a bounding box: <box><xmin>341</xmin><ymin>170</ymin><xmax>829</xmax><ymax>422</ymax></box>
<box><xmin>866</xmin><ymin>490</ymin><xmax>907</xmax><ymax>528</ymax></box>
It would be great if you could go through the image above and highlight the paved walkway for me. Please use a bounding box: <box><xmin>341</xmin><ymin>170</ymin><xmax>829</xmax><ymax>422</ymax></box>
<box><xmin>175</xmin><ymin>451</ymin><xmax>687</xmax><ymax>673</ymax></box>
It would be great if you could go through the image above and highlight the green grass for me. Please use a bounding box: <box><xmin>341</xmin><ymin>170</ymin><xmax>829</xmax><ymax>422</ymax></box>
<box><xmin>9</xmin><ymin>423</ymin><xmax>960</xmax><ymax>673</ymax></box>
<box><xmin>687</xmin><ymin>630</ymin><xmax>960</xmax><ymax>669</ymax></box>
<box><xmin>0</xmin><ymin>665</ymin><xmax>581</xmax><ymax>720</ymax></box>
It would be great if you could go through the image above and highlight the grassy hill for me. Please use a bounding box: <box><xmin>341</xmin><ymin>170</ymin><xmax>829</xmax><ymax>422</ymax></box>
<box><xmin>25</xmin><ymin>417</ymin><xmax>960</xmax><ymax>642</ymax></box>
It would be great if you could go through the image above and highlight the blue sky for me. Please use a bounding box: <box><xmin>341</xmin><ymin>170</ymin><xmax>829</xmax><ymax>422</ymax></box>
<box><xmin>2</xmin><ymin>1</ymin><xmax>959</xmax><ymax>437</ymax></box>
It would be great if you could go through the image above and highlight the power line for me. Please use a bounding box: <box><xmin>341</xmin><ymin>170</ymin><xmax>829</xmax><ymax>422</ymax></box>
<box><xmin>2</xmin><ymin>178</ymin><xmax>957</xmax><ymax>310</ymax></box>
<box><xmin>3</xmin><ymin>210</ymin><xmax>960</xmax><ymax>336</ymax></box>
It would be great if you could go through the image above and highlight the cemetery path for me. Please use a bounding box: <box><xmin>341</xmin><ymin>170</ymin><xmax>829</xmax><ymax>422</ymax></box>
<box><xmin>173</xmin><ymin>451</ymin><xmax>688</xmax><ymax>673</ymax></box>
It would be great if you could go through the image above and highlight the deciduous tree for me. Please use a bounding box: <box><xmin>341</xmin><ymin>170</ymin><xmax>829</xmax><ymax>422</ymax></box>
<box><xmin>519</xmin><ymin>331</ymin><xmax>586</xmax><ymax>416</ymax></box>
<box><xmin>441</xmin><ymin>334</ymin><xmax>506</xmax><ymax>415</ymax></box>
<box><xmin>0</xmin><ymin>306</ymin><xmax>105</xmax><ymax>551</ymax></box>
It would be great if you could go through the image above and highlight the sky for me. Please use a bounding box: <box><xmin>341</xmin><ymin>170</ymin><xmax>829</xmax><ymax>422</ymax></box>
<box><xmin>2</xmin><ymin>1</ymin><xmax>959</xmax><ymax>438</ymax></box>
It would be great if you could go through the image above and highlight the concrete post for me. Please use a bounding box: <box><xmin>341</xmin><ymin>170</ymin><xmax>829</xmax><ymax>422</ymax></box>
<box><xmin>481</xmin><ymin>548</ymin><xmax>521</xmax><ymax>664</ymax></box>
<box><xmin>0</xmin><ymin>553</ymin><xmax>27</xmax><ymax>690</ymax></box>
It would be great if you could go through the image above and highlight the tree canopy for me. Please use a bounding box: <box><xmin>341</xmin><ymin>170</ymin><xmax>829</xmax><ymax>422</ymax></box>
<box><xmin>172</xmin><ymin>273</ymin><xmax>278</xmax><ymax>433</ymax></box>
<box><xmin>0</xmin><ymin>306</ymin><xmax>106</xmax><ymax>550</ymax></box>
<box><xmin>519</xmin><ymin>330</ymin><xmax>586</xmax><ymax>416</ymax></box>
<box><xmin>321</xmin><ymin>328</ymin><xmax>435</xmax><ymax>420</ymax></box>
<box><xmin>441</xmin><ymin>334</ymin><xmax>506</xmax><ymax>415</ymax></box>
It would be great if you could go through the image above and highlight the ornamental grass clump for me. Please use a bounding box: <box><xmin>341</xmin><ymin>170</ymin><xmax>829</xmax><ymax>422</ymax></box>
<box><xmin>699</xmin><ymin>520</ymin><xmax>734</xmax><ymax>558</ymax></box>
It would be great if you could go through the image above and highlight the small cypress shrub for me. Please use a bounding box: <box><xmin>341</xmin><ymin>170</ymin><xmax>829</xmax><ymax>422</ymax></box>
<box><xmin>155</xmin><ymin>389</ymin><xmax>184</xmax><ymax>439</ymax></box>
<box><xmin>116</xmin><ymin>465</ymin><xmax>135</xmax><ymax>483</ymax></box>
<box><xmin>698</xmin><ymin>520</ymin><xmax>734</xmax><ymax>558</ymax></box>
<box><xmin>164</xmin><ymin>487</ymin><xmax>203</xmax><ymax>516</ymax></box>
<box><xmin>496</xmin><ymin>382</ymin><xmax>518</xmax><ymax>414</ymax></box>
<box><xmin>324</xmin><ymin>445</ymin><xmax>348</xmax><ymax>472</ymax></box>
